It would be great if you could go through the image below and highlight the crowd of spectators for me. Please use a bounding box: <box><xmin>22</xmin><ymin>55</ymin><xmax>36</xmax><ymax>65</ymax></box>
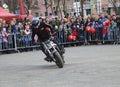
<box><xmin>0</xmin><ymin>13</ymin><xmax>120</xmax><ymax>53</ymax></box>
<box><xmin>0</xmin><ymin>18</ymin><xmax>32</xmax><ymax>52</ymax></box>
<box><xmin>46</xmin><ymin>13</ymin><xmax>120</xmax><ymax>44</ymax></box>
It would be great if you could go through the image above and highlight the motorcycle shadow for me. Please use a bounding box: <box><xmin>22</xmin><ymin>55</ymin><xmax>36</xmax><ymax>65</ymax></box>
<box><xmin>16</xmin><ymin>64</ymin><xmax>60</xmax><ymax>72</ymax></box>
<box><xmin>40</xmin><ymin>64</ymin><xmax>60</xmax><ymax>69</ymax></box>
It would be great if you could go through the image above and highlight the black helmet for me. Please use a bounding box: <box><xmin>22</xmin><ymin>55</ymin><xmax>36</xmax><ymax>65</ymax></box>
<box><xmin>32</xmin><ymin>20</ymin><xmax>39</xmax><ymax>27</ymax></box>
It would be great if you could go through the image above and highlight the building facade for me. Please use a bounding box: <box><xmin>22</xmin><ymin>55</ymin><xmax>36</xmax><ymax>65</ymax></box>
<box><xmin>30</xmin><ymin>0</ymin><xmax>120</xmax><ymax>17</ymax></box>
<box><xmin>0</xmin><ymin>0</ymin><xmax>120</xmax><ymax>17</ymax></box>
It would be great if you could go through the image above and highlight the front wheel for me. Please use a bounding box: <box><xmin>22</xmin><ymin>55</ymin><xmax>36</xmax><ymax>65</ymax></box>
<box><xmin>53</xmin><ymin>52</ymin><xmax>64</xmax><ymax>68</ymax></box>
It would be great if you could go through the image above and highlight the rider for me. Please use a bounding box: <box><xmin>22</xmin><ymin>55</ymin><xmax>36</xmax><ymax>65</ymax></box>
<box><xmin>31</xmin><ymin>17</ymin><xmax>51</xmax><ymax>42</ymax></box>
<box><xmin>31</xmin><ymin>17</ymin><xmax>65</xmax><ymax>62</ymax></box>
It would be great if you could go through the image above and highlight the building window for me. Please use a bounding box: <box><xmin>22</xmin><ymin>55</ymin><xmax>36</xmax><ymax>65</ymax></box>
<box><xmin>54</xmin><ymin>0</ymin><xmax>58</xmax><ymax>4</ymax></box>
<box><xmin>86</xmin><ymin>9</ymin><xmax>91</xmax><ymax>15</ymax></box>
<box><xmin>86</xmin><ymin>0</ymin><xmax>91</xmax><ymax>2</ymax></box>
<box><xmin>34</xmin><ymin>0</ymin><xmax>38</xmax><ymax>6</ymax></box>
<box><xmin>74</xmin><ymin>0</ymin><xmax>79</xmax><ymax>2</ymax></box>
<box><xmin>118</xmin><ymin>7</ymin><xmax>120</xmax><ymax>15</ymax></box>
<box><xmin>42</xmin><ymin>0</ymin><xmax>45</xmax><ymax>4</ymax></box>
<box><xmin>107</xmin><ymin>8</ymin><xmax>111</xmax><ymax>15</ymax></box>
<box><xmin>0</xmin><ymin>1</ymin><xmax>2</xmax><ymax>7</ymax></box>
<box><xmin>35</xmin><ymin>12</ymin><xmax>39</xmax><ymax>17</ymax></box>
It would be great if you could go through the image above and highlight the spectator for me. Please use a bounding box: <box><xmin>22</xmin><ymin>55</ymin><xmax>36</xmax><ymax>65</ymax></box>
<box><xmin>24</xmin><ymin>23</ymin><xmax>31</xmax><ymax>46</ymax></box>
<box><xmin>0</xmin><ymin>29</ymin><xmax>2</xmax><ymax>53</ymax></box>
<box><xmin>66</xmin><ymin>21</ymin><xmax>72</xmax><ymax>35</ymax></box>
<box><xmin>10</xmin><ymin>20</ymin><xmax>17</xmax><ymax>33</ymax></box>
<box><xmin>18</xmin><ymin>28</ymin><xmax>24</xmax><ymax>47</ymax></box>
<box><xmin>85</xmin><ymin>18</ymin><xmax>93</xmax><ymax>41</ymax></box>
<box><xmin>98</xmin><ymin>21</ymin><xmax>104</xmax><ymax>40</ymax></box>
<box><xmin>116</xmin><ymin>15</ymin><xmax>120</xmax><ymax>41</ymax></box>
<box><xmin>109</xmin><ymin>16</ymin><xmax>118</xmax><ymax>42</ymax></box>
<box><xmin>61</xmin><ymin>18</ymin><xmax>68</xmax><ymax>42</ymax></box>
<box><xmin>7</xmin><ymin>28</ymin><xmax>13</xmax><ymax>49</ymax></box>
<box><xmin>98</xmin><ymin>13</ymin><xmax>106</xmax><ymax>24</ymax></box>
<box><xmin>116</xmin><ymin>15</ymin><xmax>120</xmax><ymax>31</ymax></box>
<box><xmin>57</xmin><ymin>22</ymin><xmax>64</xmax><ymax>43</ymax></box>
<box><xmin>2</xmin><ymin>27</ymin><xmax>8</xmax><ymax>49</ymax></box>
<box><xmin>94</xmin><ymin>21</ymin><xmax>99</xmax><ymax>40</ymax></box>
<box><xmin>71</xmin><ymin>24</ymin><xmax>78</xmax><ymax>39</ymax></box>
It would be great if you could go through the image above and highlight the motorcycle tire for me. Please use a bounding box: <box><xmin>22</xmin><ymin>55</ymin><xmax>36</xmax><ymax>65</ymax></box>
<box><xmin>53</xmin><ymin>51</ymin><xmax>64</xmax><ymax>68</ymax></box>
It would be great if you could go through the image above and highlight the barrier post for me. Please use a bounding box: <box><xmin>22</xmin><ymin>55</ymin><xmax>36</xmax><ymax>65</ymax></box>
<box><xmin>13</xmin><ymin>34</ymin><xmax>18</xmax><ymax>52</ymax></box>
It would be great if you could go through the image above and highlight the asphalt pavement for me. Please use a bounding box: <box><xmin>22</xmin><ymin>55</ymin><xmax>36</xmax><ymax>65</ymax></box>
<box><xmin>0</xmin><ymin>45</ymin><xmax>120</xmax><ymax>87</ymax></box>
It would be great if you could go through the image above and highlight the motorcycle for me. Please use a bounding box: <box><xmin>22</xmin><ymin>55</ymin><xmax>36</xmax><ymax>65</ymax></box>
<box><xmin>41</xmin><ymin>37</ymin><xmax>65</xmax><ymax>68</ymax></box>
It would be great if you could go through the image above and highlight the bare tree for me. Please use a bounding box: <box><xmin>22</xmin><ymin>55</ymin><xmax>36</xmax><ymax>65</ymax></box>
<box><xmin>55</xmin><ymin>0</ymin><xmax>64</xmax><ymax>18</ymax></box>
<box><xmin>49</xmin><ymin>0</ymin><xmax>54</xmax><ymax>15</ymax></box>
<box><xmin>24</xmin><ymin>0</ymin><xmax>32</xmax><ymax>16</ymax></box>
<box><xmin>44</xmin><ymin>0</ymin><xmax>54</xmax><ymax>16</ymax></box>
<box><xmin>44</xmin><ymin>0</ymin><xmax>48</xmax><ymax>16</ymax></box>
<box><xmin>55</xmin><ymin>0</ymin><xmax>60</xmax><ymax>15</ymax></box>
<box><xmin>62</xmin><ymin>0</ymin><xmax>66</xmax><ymax>16</ymax></box>
<box><xmin>108</xmin><ymin>0</ymin><xmax>119</xmax><ymax>15</ymax></box>
<box><xmin>80</xmin><ymin>0</ymin><xmax>85</xmax><ymax>18</ymax></box>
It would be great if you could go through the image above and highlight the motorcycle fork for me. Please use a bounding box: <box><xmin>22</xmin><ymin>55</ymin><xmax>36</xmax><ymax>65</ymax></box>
<box><xmin>41</xmin><ymin>43</ymin><xmax>52</xmax><ymax>58</ymax></box>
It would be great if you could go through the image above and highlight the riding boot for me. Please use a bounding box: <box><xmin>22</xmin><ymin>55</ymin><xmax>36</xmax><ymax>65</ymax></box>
<box><xmin>44</xmin><ymin>57</ymin><xmax>53</xmax><ymax>62</ymax></box>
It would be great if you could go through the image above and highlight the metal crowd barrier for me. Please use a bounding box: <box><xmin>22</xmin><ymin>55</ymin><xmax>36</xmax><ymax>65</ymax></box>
<box><xmin>0</xmin><ymin>28</ymin><xmax>120</xmax><ymax>53</ymax></box>
<box><xmin>84</xmin><ymin>28</ymin><xmax>120</xmax><ymax>45</ymax></box>
<box><xmin>0</xmin><ymin>33</ymin><xmax>16</xmax><ymax>52</ymax></box>
<box><xmin>57</xmin><ymin>28</ymin><xmax>120</xmax><ymax>45</ymax></box>
<box><xmin>0</xmin><ymin>33</ymin><xmax>40</xmax><ymax>53</ymax></box>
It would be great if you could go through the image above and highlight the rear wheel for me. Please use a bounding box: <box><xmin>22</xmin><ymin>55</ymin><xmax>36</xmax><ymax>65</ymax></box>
<box><xmin>54</xmin><ymin>52</ymin><xmax>64</xmax><ymax>68</ymax></box>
